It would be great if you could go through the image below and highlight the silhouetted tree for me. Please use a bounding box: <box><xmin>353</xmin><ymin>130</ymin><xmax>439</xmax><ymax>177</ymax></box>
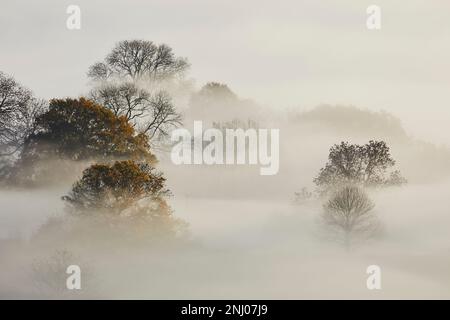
<box><xmin>10</xmin><ymin>98</ymin><xmax>155</xmax><ymax>185</ymax></box>
<box><xmin>140</xmin><ymin>90</ymin><xmax>182</xmax><ymax>140</ymax></box>
<box><xmin>21</xmin><ymin>98</ymin><xmax>154</xmax><ymax>162</ymax></box>
<box><xmin>88</xmin><ymin>40</ymin><xmax>189</xmax><ymax>81</ymax></box>
<box><xmin>63</xmin><ymin>160</ymin><xmax>168</xmax><ymax>215</ymax></box>
<box><xmin>314</xmin><ymin>140</ymin><xmax>406</xmax><ymax>193</ymax></box>
<box><xmin>88</xmin><ymin>40</ymin><xmax>185</xmax><ymax>143</ymax></box>
<box><xmin>31</xmin><ymin>250</ymin><xmax>84</xmax><ymax>296</ymax></box>
<box><xmin>0</xmin><ymin>72</ymin><xmax>46</xmax><ymax>159</ymax></box>
<box><xmin>90</xmin><ymin>84</ymin><xmax>182</xmax><ymax>140</ymax></box>
<box><xmin>321</xmin><ymin>185</ymin><xmax>381</xmax><ymax>248</ymax></box>
<box><xmin>61</xmin><ymin>160</ymin><xmax>183</xmax><ymax>239</ymax></box>
<box><xmin>294</xmin><ymin>187</ymin><xmax>313</xmax><ymax>204</ymax></box>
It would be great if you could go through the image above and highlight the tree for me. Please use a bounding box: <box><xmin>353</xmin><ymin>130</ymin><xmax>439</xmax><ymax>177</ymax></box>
<box><xmin>189</xmin><ymin>82</ymin><xmax>238</xmax><ymax>114</ymax></box>
<box><xmin>88</xmin><ymin>40</ymin><xmax>185</xmax><ymax>143</ymax></box>
<box><xmin>188</xmin><ymin>82</ymin><xmax>261</xmax><ymax>120</ymax></box>
<box><xmin>21</xmin><ymin>98</ymin><xmax>155</xmax><ymax>162</ymax></box>
<box><xmin>192</xmin><ymin>82</ymin><xmax>238</xmax><ymax>105</ymax></box>
<box><xmin>61</xmin><ymin>160</ymin><xmax>183</xmax><ymax>239</ymax></box>
<box><xmin>314</xmin><ymin>140</ymin><xmax>406</xmax><ymax>193</ymax></box>
<box><xmin>0</xmin><ymin>71</ymin><xmax>46</xmax><ymax>159</ymax></box>
<box><xmin>90</xmin><ymin>82</ymin><xmax>150</xmax><ymax>121</ymax></box>
<box><xmin>212</xmin><ymin>118</ymin><xmax>259</xmax><ymax>131</ymax></box>
<box><xmin>63</xmin><ymin>160</ymin><xmax>168</xmax><ymax>215</ymax></box>
<box><xmin>141</xmin><ymin>90</ymin><xmax>182</xmax><ymax>140</ymax></box>
<box><xmin>321</xmin><ymin>185</ymin><xmax>381</xmax><ymax>248</ymax></box>
<box><xmin>87</xmin><ymin>40</ymin><xmax>189</xmax><ymax>81</ymax></box>
<box><xmin>90</xmin><ymin>84</ymin><xmax>182</xmax><ymax>141</ymax></box>
<box><xmin>10</xmin><ymin>98</ymin><xmax>155</xmax><ymax>185</ymax></box>
<box><xmin>293</xmin><ymin>187</ymin><xmax>313</xmax><ymax>204</ymax></box>
<box><xmin>30</xmin><ymin>161</ymin><xmax>185</xmax><ymax>248</ymax></box>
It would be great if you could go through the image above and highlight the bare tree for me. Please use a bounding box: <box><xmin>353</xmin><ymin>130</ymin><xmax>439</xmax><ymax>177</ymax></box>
<box><xmin>90</xmin><ymin>82</ymin><xmax>150</xmax><ymax>121</ymax></box>
<box><xmin>90</xmin><ymin>83</ymin><xmax>182</xmax><ymax>141</ymax></box>
<box><xmin>321</xmin><ymin>185</ymin><xmax>381</xmax><ymax>248</ymax></box>
<box><xmin>293</xmin><ymin>187</ymin><xmax>313</xmax><ymax>204</ymax></box>
<box><xmin>88</xmin><ymin>40</ymin><xmax>186</xmax><ymax>144</ymax></box>
<box><xmin>0</xmin><ymin>72</ymin><xmax>46</xmax><ymax>159</ymax></box>
<box><xmin>88</xmin><ymin>40</ymin><xmax>189</xmax><ymax>81</ymax></box>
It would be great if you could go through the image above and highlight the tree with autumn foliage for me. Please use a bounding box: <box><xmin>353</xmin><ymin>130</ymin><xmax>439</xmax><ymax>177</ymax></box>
<box><xmin>321</xmin><ymin>185</ymin><xmax>381</xmax><ymax>248</ymax></box>
<box><xmin>10</xmin><ymin>98</ymin><xmax>155</xmax><ymax>185</ymax></box>
<box><xmin>58</xmin><ymin>160</ymin><xmax>185</xmax><ymax>242</ymax></box>
<box><xmin>23</xmin><ymin>98</ymin><xmax>154</xmax><ymax>161</ymax></box>
<box><xmin>63</xmin><ymin>160</ymin><xmax>168</xmax><ymax>215</ymax></box>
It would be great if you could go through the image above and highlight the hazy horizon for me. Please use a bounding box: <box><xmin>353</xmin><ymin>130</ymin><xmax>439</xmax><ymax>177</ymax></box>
<box><xmin>1</xmin><ymin>0</ymin><xmax>450</xmax><ymax>145</ymax></box>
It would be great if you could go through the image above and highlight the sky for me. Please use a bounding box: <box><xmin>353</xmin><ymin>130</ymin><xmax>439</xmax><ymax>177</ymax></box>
<box><xmin>1</xmin><ymin>0</ymin><xmax>450</xmax><ymax>145</ymax></box>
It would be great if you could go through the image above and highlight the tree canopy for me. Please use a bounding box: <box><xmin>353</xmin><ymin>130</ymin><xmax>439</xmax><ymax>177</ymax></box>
<box><xmin>90</xmin><ymin>84</ymin><xmax>182</xmax><ymax>140</ymax></box>
<box><xmin>88</xmin><ymin>40</ymin><xmax>189</xmax><ymax>81</ymax></box>
<box><xmin>314</xmin><ymin>140</ymin><xmax>406</xmax><ymax>193</ymax></box>
<box><xmin>87</xmin><ymin>40</ymin><xmax>185</xmax><ymax>143</ymax></box>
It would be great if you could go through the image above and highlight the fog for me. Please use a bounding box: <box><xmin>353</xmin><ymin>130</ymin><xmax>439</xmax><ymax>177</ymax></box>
<box><xmin>3</xmin><ymin>183</ymin><xmax>450</xmax><ymax>299</ymax></box>
<box><xmin>2</xmin><ymin>0</ymin><xmax>450</xmax><ymax>300</ymax></box>
<box><xmin>2</xmin><ymin>100</ymin><xmax>450</xmax><ymax>299</ymax></box>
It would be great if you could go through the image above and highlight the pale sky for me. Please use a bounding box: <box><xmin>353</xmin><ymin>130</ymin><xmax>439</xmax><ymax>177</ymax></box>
<box><xmin>1</xmin><ymin>0</ymin><xmax>450</xmax><ymax>145</ymax></box>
